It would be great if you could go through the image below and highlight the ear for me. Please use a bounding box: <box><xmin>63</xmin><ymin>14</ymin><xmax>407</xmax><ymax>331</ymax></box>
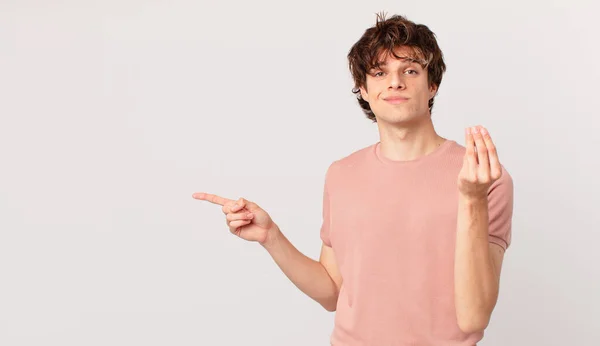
<box><xmin>359</xmin><ymin>86</ymin><xmax>369</xmax><ymax>100</ymax></box>
<box><xmin>429</xmin><ymin>83</ymin><xmax>438</xmax><ymax>99</ymax></box>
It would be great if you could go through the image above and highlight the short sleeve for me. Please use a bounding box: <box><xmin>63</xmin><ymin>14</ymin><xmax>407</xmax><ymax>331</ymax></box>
<box><xmin>487</xmin><ymin>165</ymin><xmax>514</xmax><ymax>251</ymax></box>
<box><xmin>320</xmin><ymin>163</ymin><xmax>334</xmax><ymax>247</ymax></box>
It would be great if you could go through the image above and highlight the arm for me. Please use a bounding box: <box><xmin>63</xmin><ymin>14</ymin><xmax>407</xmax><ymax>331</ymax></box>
<box><xmin>262</xmin><ymin>227</ymin><xmax>342</xmax><ymax>311</ymax></box>
<box><xmin>454</xmin><ymin>196</ymin><xmax>505</xmax><ymax>333</ymax></box>
<box><xmin>193</xmin><ymin>193</ymin><xmax>342</xmax><ymax>311</ymax></box>
<box><xmin>454</xmin><ymin>126</ymin><xmax>513</xmax><ymax>333</ymax></box>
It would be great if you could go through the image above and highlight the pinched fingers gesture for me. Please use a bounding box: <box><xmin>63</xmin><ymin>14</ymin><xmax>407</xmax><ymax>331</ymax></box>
<box><xmin>458</xmin><ymin>125</ymin><xmax>503</xmax><ymax>200</ymax></box>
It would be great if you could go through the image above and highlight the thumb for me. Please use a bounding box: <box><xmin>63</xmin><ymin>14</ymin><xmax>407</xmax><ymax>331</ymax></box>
<box><xmin>237</xmin><ymin>197</ymin><xmax>261</xmax><ymax>212</ymax></box>
<box><xmin>245</xmin><ymin>200</ymin><xmax>262</xmax><ymax>213</ymax></box>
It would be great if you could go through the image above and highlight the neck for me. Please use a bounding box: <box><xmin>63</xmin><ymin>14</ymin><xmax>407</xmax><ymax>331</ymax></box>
<box><xmin>376</xmin><ymin>116</ymin><xmax>446</xmax><ymax>162</ymax></box>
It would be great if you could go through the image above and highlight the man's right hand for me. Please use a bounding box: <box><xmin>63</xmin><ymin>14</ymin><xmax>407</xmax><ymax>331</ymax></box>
<box><xmin>193</xmin><ymin>192</ymin><xmax>278</xmax><ymax>245</ymax></box>
<box><xmin>193</xmin><ymin>192</ymin><xmax>342</xmax><ymax>311</ymax></box>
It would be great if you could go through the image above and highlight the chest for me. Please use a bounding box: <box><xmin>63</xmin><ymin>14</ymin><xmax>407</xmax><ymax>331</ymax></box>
<box><xmin>328</xmin><ymin>169</ymin><xmax>460</xmax><ymax>264</ymax></box>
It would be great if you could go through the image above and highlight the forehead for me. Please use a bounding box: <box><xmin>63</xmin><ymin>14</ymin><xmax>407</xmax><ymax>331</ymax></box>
<box><xmin>373</xmin><ymin>46</ymin><xmax>426</xmax><ymax>66</ymax></box>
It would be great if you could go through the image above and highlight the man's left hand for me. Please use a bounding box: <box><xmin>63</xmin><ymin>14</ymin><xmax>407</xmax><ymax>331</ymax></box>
<box><xmin>458</xmin><ymin>125</ymin><xmax>503</xmax><ymax>201</ymax></box>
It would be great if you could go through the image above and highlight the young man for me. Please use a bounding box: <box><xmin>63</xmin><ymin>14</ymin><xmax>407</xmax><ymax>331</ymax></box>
<box><xmin>194</xmin><ymin>13</ymin><xmax>513</xmax><ymax>346</ymax></box>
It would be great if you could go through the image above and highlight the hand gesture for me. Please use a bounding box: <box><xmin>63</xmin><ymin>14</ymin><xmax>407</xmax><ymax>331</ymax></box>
<box><xmin>192</xmin><ymin>193</ymin><xmax>277</xmax><ymax>244</ymax></box>
<box><xmin>458</xmin><ymin>125</ymin><xmax>503</xmax><ymax>201</ymax></box>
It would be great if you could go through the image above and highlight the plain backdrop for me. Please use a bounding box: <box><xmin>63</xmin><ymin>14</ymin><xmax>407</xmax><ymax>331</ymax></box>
<box><xmin>1</xmin><ymin>0</ymin><xmax>599</xmax><ymax>345</ymax></box>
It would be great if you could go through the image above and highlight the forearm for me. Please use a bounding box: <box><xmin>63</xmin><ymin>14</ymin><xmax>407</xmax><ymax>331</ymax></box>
<box><xmin>262</xmin><ymin>225</ymin><xmax>339</xmax><ymax>311</ymax></box>
<box><xmin>454</xmin><ymin>196</ymin><xmax>499</xmax><ymax>333</ymax></box>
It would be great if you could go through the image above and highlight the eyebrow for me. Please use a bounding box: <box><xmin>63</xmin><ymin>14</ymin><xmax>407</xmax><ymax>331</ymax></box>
<box><xmin>372</xmin><ymin>57</ymin><xmax>422</xmax><ymax>68</ymax></box>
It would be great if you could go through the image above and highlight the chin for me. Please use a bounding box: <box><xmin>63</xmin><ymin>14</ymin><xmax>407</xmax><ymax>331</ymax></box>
<box><xmin>377</xmin><ymin>114</ymin><xmax>419</xmax><ymax>125</ymax></box>
<box><xmin>377</xmin><ymin>110</ymin><xmax>429</xmax><ymax>124</ymax></box>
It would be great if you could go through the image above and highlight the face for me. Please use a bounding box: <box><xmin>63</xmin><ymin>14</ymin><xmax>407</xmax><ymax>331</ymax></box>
<box><xmin>359</xmin><ymin>46</ymin><xmax>438</xmax><ymax>125</ymax></box>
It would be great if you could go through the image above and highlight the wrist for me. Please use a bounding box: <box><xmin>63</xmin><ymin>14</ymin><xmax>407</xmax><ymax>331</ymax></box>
<box><xmin>459</xmin><ymin>193</ymin><xmax>488</xmax><ymax>206</ymax></box>
<box><xmin>260</xmin><ymin>224</ymin><xmax>282</xmax><ymax>249</ymax></box>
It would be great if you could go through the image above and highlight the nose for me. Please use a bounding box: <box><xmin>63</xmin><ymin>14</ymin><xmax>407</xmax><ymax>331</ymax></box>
<box><xmin>389</xmin><ymin>71</ymin><xmax>406</xmax><ymax>90</ymax></box>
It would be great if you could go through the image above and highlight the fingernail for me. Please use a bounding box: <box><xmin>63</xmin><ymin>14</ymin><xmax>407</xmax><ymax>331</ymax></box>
<box><xmin>465</xmin><ymin>128</ymin><xmax>470</xmax><ymax>135</ymax></box>
<box><xmin>480</xmin><ymin>127</ymin><xmax>487</xmax><ymax>135</ymax></box>
<box><xmin>247</xmin><ymin>213</ymin><xmax>254</xmax><ymax>218</ymax></box>
<box><xmin>471</xmin><ymin>127</ymin><xmax>479</xmax><ymax>134</ymax></box>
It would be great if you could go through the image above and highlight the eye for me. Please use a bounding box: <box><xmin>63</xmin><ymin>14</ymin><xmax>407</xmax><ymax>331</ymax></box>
<box><xmin>405</xmin><ymin>69</ymin><xmax>418</xmax><ymax>75</ymax></box>
<box><xmin>373</xmin><ymin>71</ymin><xmax>385</xmax><ymax>77</ymax></box>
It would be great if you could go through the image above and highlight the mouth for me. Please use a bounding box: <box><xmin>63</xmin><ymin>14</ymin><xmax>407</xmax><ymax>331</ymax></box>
<box><xmin>383</xmin><ymin>96</ymin><xmax>409</xmax><ymax>105</ymax></box>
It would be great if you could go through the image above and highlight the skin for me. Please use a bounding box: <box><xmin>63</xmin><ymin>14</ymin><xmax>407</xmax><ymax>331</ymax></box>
<box><xmin>193</xmin><ymin>45</ymin><xmax>506</xmax><ymax>333</ymax></box>
<box><xmin>455</xmin><ymin>125</ymin><xmax>506</xmax><ymax>333</ymax></box>
<box><xmin>359</xmin><ymin>45</ymin><xmax>446</xmax><ymax>161</ymax></box>
<box><xmin>192</xmin><ymin>193</ymin><xmax>341</xmax><ymax>312</ymax></box>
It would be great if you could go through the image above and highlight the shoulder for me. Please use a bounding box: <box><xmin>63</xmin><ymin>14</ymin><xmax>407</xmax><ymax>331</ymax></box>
<box><xmin>445</xmin><ymin>139</ymin><xmax>467</xmax><ymax>158</ymax></box>
<box><xmin>324</xmin><ymin>143</ymin><xmax>377</xmax><ymax>178</ymax></box>
<box><xmin>490</xmin><ymin>164</ymin><xmax>514</xmax><ymax>195</ymax></box>
<box><xmin>337</xmin><ymin>143</ymin><xmax>377</xmax><ymax>167</ymax></box>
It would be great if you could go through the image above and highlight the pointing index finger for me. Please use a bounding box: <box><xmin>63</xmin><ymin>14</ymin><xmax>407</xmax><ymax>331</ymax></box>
<box><xmin>192</xmin><ymin>192</ymin><xmax>232</xmax><ymax>206</ymax></box>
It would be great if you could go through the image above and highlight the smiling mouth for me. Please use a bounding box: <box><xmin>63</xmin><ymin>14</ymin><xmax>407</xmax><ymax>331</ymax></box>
<box><xmin>384</xmin><ymin>97</ymin><xmax>409</xmax><ymax>104</ymax></box>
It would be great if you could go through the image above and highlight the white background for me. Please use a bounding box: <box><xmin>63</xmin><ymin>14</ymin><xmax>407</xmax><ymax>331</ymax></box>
<box><xmin>1</xmin><ymin>0</ymin><xmax>599</xmax><ymax>345</ymax></box>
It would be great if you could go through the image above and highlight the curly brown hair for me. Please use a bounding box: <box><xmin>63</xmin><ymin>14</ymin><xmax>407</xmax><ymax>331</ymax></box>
<box><xmin>347</xmin><ymin>12</ymin><xmax>447</xmax><ymax>122</ymax></box>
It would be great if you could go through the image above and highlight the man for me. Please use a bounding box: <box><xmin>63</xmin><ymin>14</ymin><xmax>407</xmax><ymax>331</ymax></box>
<box><xmin>194</xmin><ymin>13</ymin><xmax>513</xmax><ymax>345</ymax></box>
